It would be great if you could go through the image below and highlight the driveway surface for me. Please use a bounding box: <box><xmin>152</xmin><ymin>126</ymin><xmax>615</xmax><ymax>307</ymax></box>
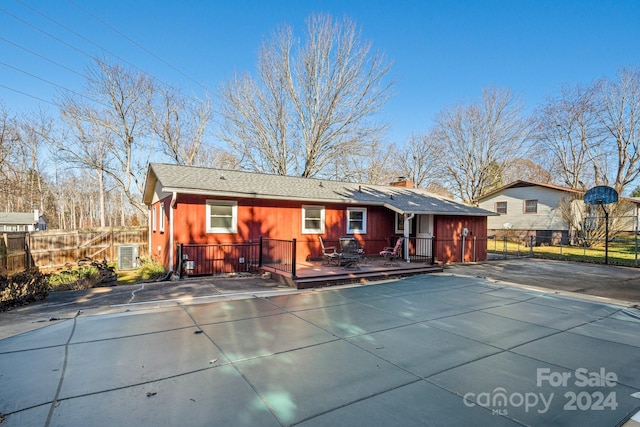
<box><xmin>1</xmin><ymin>261</ymin><xmax>640</xmax><ymax>426</ymax></box>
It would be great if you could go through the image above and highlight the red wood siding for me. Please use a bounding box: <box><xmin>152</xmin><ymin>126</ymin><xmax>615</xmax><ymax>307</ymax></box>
<box><xmin>167</xmin><ymin>195</ymin><xmax>398</xmax><ymax>264</ymax></box>
<box><xmin>149</xmin><ymin>193</ymin><xmax>489</xmax><ymax>269</ymax></box>
<box><xmin>434</xmin><ymin>216</ymin><xmax>488</xmax><ymax>263</ymax></box>
<box><xmin>149</xmin><ymin>197</ymin><xmax>171</xmax><ymax>267</ymax></box>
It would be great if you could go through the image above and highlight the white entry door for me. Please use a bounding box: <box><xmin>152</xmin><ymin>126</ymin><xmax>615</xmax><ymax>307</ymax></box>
<box><xmin>416</xmin><ymin>215</ymin><xmax>433</xmax><ymax>256</ymax></box>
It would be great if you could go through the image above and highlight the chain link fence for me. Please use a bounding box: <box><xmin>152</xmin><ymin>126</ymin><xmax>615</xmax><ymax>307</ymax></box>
<box><xmin>488</xmin><ymin>233</ymin><xmax>640</xmax><ymax>267</ymax></box>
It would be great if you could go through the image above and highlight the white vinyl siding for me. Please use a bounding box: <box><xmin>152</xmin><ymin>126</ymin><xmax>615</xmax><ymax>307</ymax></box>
<box><xmin>479</xmin><ymin>186</ymin><xmax>569</xmax><ymax>231</ymax></box>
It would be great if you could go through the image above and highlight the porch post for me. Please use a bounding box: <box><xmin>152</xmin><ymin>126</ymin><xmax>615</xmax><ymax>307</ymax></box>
<box><xmin>431</xmin><ymin>235</ymin><xmax>436</xmax><ymax>265</ymax></box>
<box><xmin>177</xmin><ymin>243</ymin><xmax>183</xmax><ymax>278</ymax></box>
<box><xmin>291</xmin><ymin>238</ymin><xmax>297</xmax><ymax>279</ymax></box>
<box><xmin>169</xmin><ymin>192</ymin><xmax>177</xmax><ymax>273</ymax></box>
<box><xmin>403</xmin><ymin>213</ymin><xmax>414</xmax><ymax>263</ymax></box>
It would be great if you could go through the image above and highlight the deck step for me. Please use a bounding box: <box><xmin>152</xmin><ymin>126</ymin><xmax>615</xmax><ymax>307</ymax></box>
<box><xmin>262</xmin><ymin>265</ymin><xmax>443</xmax><ymax>289</ymax></box>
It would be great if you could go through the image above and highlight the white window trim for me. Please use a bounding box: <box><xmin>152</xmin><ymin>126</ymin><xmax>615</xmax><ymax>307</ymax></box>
<box><xmin>347</xmin><ymin>207</ymin><xmax>367</xmax><ymax>234</ymax></box>
<box><xmin>159</xmin><ymin>202</ymin><xmax>165</xmax><ymax>233</ymax></box>
<box><xmin>152</xmin><ymin>205</ymin><xmax>157</xmax><ymax>232</ymax></box>
<box><xmin>524</xmin><ymin>199</ymin><xmax>538</xmax><ymax>214</ymax></box>
<box><xmin>206</xmin><ymin>200</ymin><xmax>238</xmax><ymax>234</ymax></box>
<box><xmin>302</xmin><ymin>205</ymin><xmax>325</xmax><ymax>234</ymax></box>
<box><xmin>395</xmin><ymin>212</ymin><xmax>413</xmax><ymax>234</ymax></box>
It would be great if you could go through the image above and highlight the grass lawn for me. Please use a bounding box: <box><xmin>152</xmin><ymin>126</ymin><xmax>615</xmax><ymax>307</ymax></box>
<box><xmin>489</xmin><ymin>238</ymin><xmax>640</xmax><ymax>267</ymax></box>
<box><xmin>48</xmin><ymin>258</ymin><xmax>167</xmax><ymax>291</ymax></box>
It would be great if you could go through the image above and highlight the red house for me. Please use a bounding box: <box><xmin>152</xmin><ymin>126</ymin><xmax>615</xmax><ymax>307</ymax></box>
<box><xmin>142</xmin><ymin>163</ymin><xmax>495</xmax><ymax>276</ymax></box>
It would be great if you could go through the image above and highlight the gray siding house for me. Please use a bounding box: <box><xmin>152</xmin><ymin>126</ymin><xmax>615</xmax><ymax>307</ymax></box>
<box><xmin>0</xmin><ymin>210</ymin><xmax>46</xmax><ymax>232</ymax></box>
<box><xmin>477</xmin><ymin>181</ymin><xmax>583</xmax><ymax>243</ymax></box>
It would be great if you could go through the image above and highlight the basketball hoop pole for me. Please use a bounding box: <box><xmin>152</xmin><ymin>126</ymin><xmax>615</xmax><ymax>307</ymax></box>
<box><xmin>599</xmin><ymin>201</ymin><xmax>609</xmax><ymax>265</ymax></box>
<box><xmin>584</xmin><ymin>186</ymin><xmax>617</xmax><ymax>266</ymax></box>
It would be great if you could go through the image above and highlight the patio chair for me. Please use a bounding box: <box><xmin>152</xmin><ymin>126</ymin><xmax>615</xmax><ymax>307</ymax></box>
<box><xmin>319</xmin><ymin>237</ymin><xmax>340</xmax><ymax>266</ymax></box>
<box><xmin>379</xmin><ymin>237</ymin><xmax>403</xmax><ymax>266</ymax></box>
<box><xmin>339</xmin><ymin>237</ymin><xmax>361</xmax><ymax>269</ymax></box>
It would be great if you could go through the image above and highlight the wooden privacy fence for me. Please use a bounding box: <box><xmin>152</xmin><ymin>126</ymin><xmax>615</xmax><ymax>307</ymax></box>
<box><xmin>0</xmin><ymin>227</ymin><xmax>148</xmax><ymax>274</ymax></box>
<box><xmin>0</xmin><ymin>232</ymin><xmax>28</xmax><ymax>274</ymax></box>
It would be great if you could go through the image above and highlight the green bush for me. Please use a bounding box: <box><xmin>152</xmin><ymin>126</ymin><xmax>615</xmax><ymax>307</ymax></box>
<box><xmin>48</xmin><ymin>265</ymin><xmax>100</xmax><ymax>291</ymax></box>
<box><xmin>137</xmin><ymin>257</ymin><xmax>167</xmax><ymax>281</ymax></box>
<box><xmin>0</xmin><ymin>269</ymin><xmax>50</xmax><ymax>311</ymax></box>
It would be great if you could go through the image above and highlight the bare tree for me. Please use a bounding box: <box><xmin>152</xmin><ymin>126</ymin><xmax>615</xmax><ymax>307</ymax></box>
<box><xmin>434</xmin><ymin>87</ymin><xmax>531</xmax><ymax>204</ymax></box>
<box><xmin>597</xmin><ymin>66</ymin><xmax>640</xmax><ymax>195</ymax></box>
<box><xmin>57</xmin><ymin>108</ymin><xmax>114</xmax><ymax>227</ymax></box>
<box><xmin>392</xmin><ymin>131</ymin><xmax>446</xmax><ymax>188</ymax></box>
<box><xmin>218</xmin><ymin>13</ymin><xmax>394</xmax><ymax>178</ymax></box>
<box><xmin>501</xmin><ymin>158</ymin><xmax>554</xmax><ymax>185</ymax></box>
<box><xmin>146</xmin><ymin>83</ymin><xmax>213</xmax><ymax>166</ymax></box>
<box><xmin>533</xmin><ymin>84</ymin><xmax>604</xmax><ymax>190</ymax></box>
<box><xmin>330</xmin><ymin>140</ymin><xmax>396</xmax><ymax>184</ymax></box>
<box><xmin>0</xmin><ymin>104</ymin><xmax>20</xmax><ymax>210</ymax></box>
<box><xmin>58</xmin><ymin>58</ymin><xmax>153</xmax><ymax>214</ymax></box>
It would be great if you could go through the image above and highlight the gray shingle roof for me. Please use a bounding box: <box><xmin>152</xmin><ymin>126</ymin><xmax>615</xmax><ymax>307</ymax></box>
<box><xmin>0</xmin><ymin>213</ymin><xmax>36</xmax><ymax>225</ymax></box>
<box><xmin>144</xmin><ymin>163</ymin><xmax>494</xmax><ymax>216</ymax></box>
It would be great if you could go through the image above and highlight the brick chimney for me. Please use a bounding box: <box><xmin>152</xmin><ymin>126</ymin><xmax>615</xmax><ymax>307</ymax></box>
<box><xmin>390</xmin><ymin>179</ymin><xmax>414</xmax><ymax>188</ymax></box>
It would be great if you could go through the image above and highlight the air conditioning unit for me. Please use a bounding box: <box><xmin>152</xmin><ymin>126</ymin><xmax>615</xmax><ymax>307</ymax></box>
<box><xmin>118</xmin><ymin>245</ymin><xmax>139</xmax><ymax>270</ymax></box>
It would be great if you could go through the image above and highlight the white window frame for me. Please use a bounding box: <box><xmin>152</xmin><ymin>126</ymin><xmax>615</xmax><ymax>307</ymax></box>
<box><xmin>302</xmin><ymin>205</ymin><xmax>325</xmax><ymax>234</ymax></box>
<box><xmin>152</xmin><ymin>205</ymin><xmax>157</xmax><ymax>232</ymax></box>
<box><xmin>496</xmin><ymin>201</ymin><xmax>507</xmax><ymax>215</ymax></box>
<box><xmin>395</xmin><ymin>212</ymin><xmax>413</xmax><ymax>234</ymax></box>
<box><xmin>159</xmin><ymin>202</ymin><xmax>165</xmax><ymax>233</ymax></box>
<box><xmin>347</xmin><ymin>208</ymin><xmax>367</xmax><ymax>234</ymax></box>
<box><xmin>524</xmin><ymin>199</ymin><xmax>538</xmax><ymax>214</ymax></box>
<box><xmin>206</xmin><ymin>200</ymin><xmax>238</xmax><ymax>234</ymax></box>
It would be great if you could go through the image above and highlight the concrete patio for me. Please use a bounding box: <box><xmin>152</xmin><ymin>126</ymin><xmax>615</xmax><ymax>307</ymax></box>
<box><xmin>1</xmin><ymin>273</ymin><xmax>639</xmax><ymax>426</ymax></box>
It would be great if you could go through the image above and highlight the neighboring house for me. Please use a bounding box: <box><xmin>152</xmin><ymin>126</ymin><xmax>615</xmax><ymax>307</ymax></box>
<box><xmin>142</xmin><ymin>163</ymin><xmax>496</xmax><ymax>272</ymax></box>
<box><xmin>0</xmin><ymin>210</ymin><xmax>46</xmax><ymax>232</ymax></box>
<box><xmin>478</xmin><ymin>181</ymin><xmax>584</xmax><ymax>244</ymax></box>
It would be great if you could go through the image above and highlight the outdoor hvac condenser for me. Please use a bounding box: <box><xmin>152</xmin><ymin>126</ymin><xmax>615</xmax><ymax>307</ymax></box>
<box><xmin>118</xmin><ymin>245</ymin><xmax>139</xmax><ymax>270</ymax></box>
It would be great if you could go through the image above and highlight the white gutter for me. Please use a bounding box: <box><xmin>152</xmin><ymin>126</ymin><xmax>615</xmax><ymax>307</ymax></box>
<box><xmin>404</xmin><ymin>213</ymin><xmax>415</xmax><ymax>263</ymax></box>
<box><xmin>169</xmin><ymin>192</ymin><xmax>177</xmax><ymax>271</ymax></box>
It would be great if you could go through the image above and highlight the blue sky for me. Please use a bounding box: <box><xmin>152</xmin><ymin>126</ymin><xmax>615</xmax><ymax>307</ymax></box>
<box><xmin>1</xmin><ymin>0</ymin><xmax>639</xmax><ymax>146</ymax></box>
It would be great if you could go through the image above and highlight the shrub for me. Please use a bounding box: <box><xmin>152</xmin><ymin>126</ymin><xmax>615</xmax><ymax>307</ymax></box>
<box><xmin>0</xmin><ymin>269</ymin><xmax>50</xmax><ymax>311</ymax></box>
<box><xmin>48</xmin><ymin>265</ymin><xmax>100</xmax><ymax>291</ymax></box>
<box><xmin>137</xmin><ymin>257</ymin><xmax>167</xmax><ymax>281</ymax></box>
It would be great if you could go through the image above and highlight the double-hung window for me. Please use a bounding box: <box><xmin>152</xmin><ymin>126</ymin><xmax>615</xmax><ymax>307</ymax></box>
<box><xmin>496</xmin><ymin>201</ymin><xmax>507</xmax><ymax>215</ymax></box>
<box><xmin>347</xmin><ymin>208</ymin><xmax>367</xmax><ymax>234</ymax></box>
<box><xmin>159</xmin><ymin>203</ymin><xmax>165</xmax><ymax>233</ymax></box>
<box><xmin>395</xmin><ymin>212</ymin><xmax>413</xmax><ymax>234</ymax></box>
<box><xmin>302</xmin><ymin>205</ymin><xmax>325</xmax><ymax>234</ymax></box>
<box><xmin>524</xmin><ymin>200</ymin><xmax>538</xmax><ymax>214</ymax></box>
<box><xmin>206</xmin><ymin>200</ymin><xmax>238</xmax><ymax>233</ymax></box>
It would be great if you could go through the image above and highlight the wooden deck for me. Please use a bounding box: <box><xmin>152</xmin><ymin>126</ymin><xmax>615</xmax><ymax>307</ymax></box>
<box><xmin>260</xmin><ymin>256</ymin><xmax>443</xmax><ymax>289</ymax></box>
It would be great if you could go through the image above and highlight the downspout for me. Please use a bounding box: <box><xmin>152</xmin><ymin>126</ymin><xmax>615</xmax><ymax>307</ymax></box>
<box><xmin>169</xmin><ymin>192</ymin><xmax>177</xmax><ymax>271</ymax></box>
<box><xmin>148</xmin><ymin>205</ymin><xmax>152</xmax><ymax>260</ymax></box>
<box><xmin>404</xmin><ymin>213</ymin><xmax>415</xmax><ymax>263</ymax></box>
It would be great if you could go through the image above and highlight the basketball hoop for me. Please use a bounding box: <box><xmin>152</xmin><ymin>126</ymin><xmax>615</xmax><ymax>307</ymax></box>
<box><xmin>584</xmin><ymin>186</ymin><xmax>618</xmax><ymax>264</ymax></box>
